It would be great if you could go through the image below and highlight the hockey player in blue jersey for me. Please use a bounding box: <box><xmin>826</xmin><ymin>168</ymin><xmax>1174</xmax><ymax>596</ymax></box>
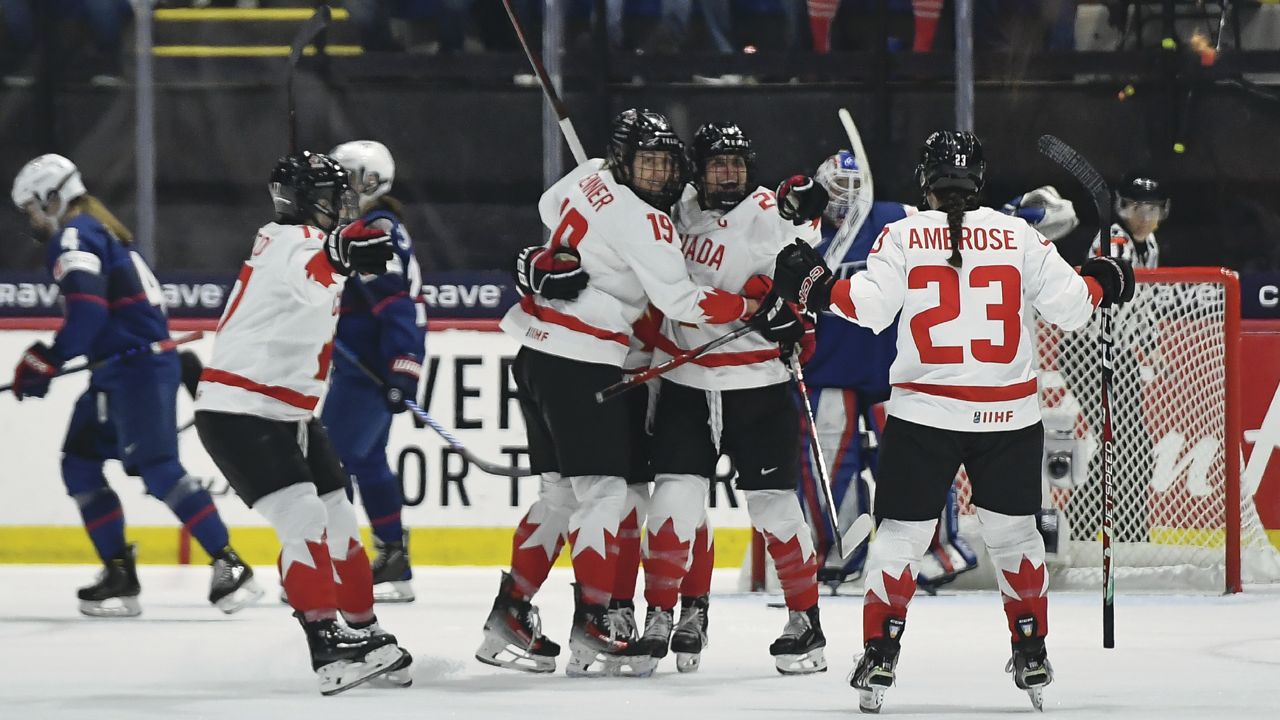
<box><xmin>800</xmin><ymin>149</ymin><xmax>1078</xmax><ymax>591</ymax></box>
<box><xmin>321</xmin><ymin>140</ymin><xmax>426</xmax><ymax>603</ymax></box>
<box><xmin>9</xmin><ymin>154</ymin><xmax>261</xmax><ymax>616</ymax></box>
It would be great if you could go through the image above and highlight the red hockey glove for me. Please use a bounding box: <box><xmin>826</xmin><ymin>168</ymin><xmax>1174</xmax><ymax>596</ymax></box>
<box><xmin>12</xmin><ymin>341</ymin><xmax>59</xmax><ymax>400</ymax></box>
<box><xmin>776</xmin><ymin>175</ymin><xmax>829</xmax><ymax>226</ymax></box>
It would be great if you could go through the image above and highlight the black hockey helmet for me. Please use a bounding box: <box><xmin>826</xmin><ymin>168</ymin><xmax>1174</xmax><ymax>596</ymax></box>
<box><xmin>914</xmin><ymin>130</ymin><xmax>985</xmax><ymax>200</ymax></box>
<box><xmin>606</xmin><ymin>108</ymin><xmax>687</xmax><ymax>210</ymax></box>
<box><xmin>268</xmin><ymin>151</ymin><xmax>355</xmax><ymax>230</ymax></box>
<box><xmin>690</xmin><ymin>121</ymin><xmax>756</xmax><ymax>211</ymax></box>
<box><xmin>1115</xmin><ymin>171</ymin><xmax>1169</xmax><ymax>227</ymax></box>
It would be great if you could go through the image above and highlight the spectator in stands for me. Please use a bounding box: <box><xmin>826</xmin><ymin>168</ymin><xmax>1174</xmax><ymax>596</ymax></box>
<box><xmin>0</xmin><ymin>0</ymin><xmax>132</xmax><ymax>85</ymax></box>
<box><xmin>804</xmin><ymin>0</ymin><xmax>841</xmax><ymax>54</ymax></box>
<box><xmin>651</xmin><ymin>0</ymin><xmax>734</xmax><ymax>54</ymax></box>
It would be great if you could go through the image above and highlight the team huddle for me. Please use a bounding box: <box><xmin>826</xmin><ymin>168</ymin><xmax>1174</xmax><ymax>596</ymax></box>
<box><xmin>10</xmin><ymin>107</ymin><xmax>1137</xmax><ymax>709</ymax></box>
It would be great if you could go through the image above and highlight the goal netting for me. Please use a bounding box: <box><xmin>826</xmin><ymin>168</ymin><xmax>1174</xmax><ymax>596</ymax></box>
<box><xmin>743</xmin><ymin>268</ymin><xmax>1280</xmax><ymax>594</ymax></box>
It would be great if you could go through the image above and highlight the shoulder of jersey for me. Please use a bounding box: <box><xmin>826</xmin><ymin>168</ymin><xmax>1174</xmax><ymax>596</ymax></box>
<box><xmin>59</xmin><ymin>214</ymin><xmax>112</xmax><ymax>248</ymax></box>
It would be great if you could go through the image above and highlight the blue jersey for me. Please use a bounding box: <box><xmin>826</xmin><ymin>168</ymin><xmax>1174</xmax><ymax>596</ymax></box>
<box><xmin>802</xmin><ymin>201</ymin><xmax>910</xmax><ymax>396</ymax></box>
<box><xmin>45</xmin><ymin>212</ymin><xmax>172</xmax><ymax>384</ymax></box>
<box><xmin>334</xmin><ymin>208</ymin><xmax>427</xmax><ymax>379</ymax></box>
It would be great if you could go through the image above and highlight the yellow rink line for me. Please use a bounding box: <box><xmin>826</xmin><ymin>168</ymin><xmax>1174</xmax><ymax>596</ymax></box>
<box><xmin>152</xmin><ymin>45</ymin><xmax>363</xmax><ymax>58</ymax></box>
<box><xmin>154</xmin><ymin>8</ymin><xmax>350</xmax><ymax>22</ymax></box>
<box><xmin>0</xmin><ymin>526</ymin><xmax>755</xmax><ymax>568</ymax></box>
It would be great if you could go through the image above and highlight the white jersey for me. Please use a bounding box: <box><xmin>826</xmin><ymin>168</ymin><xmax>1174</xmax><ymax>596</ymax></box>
<box><xmin>196</xmin><ymin>222</ymin><xmax>345</xmax><ymax>422</ymax></box>
<box><xmin>1088</xmin><ymin>223</ymin><xmax>1160</xmax><ymax>268</ymax></box>
<box><xmin>500</xmin><ymin>159</ymin><xmax>750</xmax><ymax>368</ymax></box>
<box><xmin>656</xmin><ymin>184</ymin><xmax>821</xmax><ymax>391</ymax></box>
<box><xmin>829</xmin><ymin>207</ymin><xmax>1101</xmax><ymax>432</ymax></box>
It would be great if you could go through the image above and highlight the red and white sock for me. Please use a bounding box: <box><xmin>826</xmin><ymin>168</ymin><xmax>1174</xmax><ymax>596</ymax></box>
<box><xmin>747</xmin><ymin>489</ymin><xmax>818</xmax><ymax>611</ymax></box>
<box><xmin>568</xmin><ymin>475</ymin><xmax>627</xmax><ymax>607</ymax></box>
<box><xmin>321</xmin><ymin>489</ymin><xmax>375</xmax><ymax>624</ymax></box>
<box><xmin>861</xmin><ymin>518</ymin><xmax>935</xmax><ymax>642</ymax></box>
<box><xmin>978</xmin><ymin>508</ymin><xmax>1049</xmax><ymax>641</ymax></box>
<box><xmin>912</xmin><ymin>0</ymin><xmax>944</xmax><ymax>52</ymax></box>
<box><xmin>612</xmin><ymin>483</ymin><xmax>649</xmax><ymax>602</ymax></box>
<box><xmin>643</xmin><ymin>475</ymin><xmax>708</xmax><ymax>610</ymax></box>
<box><xmin>680</xmin><ymin>520</ymin><xmax>714</xmax><ymax>598</ymax></box>
<box><xmin>257</xmin><ymin>483</ymin><xmax>338</xmax><ymax>621</ymax></box>
<box><xmin>508</xmin><ymin>473</ymin><xmax>575</xmax><ymax>600</ymax></box>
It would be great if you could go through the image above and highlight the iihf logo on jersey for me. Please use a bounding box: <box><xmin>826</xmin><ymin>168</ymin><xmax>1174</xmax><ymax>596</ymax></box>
<box><xmin>973</xmin><ymin>410</ymin><xmax>1014</xmax><ymax>424</ymax></box>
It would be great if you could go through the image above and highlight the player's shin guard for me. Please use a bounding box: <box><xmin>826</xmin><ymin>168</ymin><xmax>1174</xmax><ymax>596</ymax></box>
<box><xmin>63</xmin><ymin>456</ymin><xmax>126</xmax><ymax>561</ymax></box>
<box><xmin>681</xmin><ymin>520</ymin><xmax>714</xmax><ymax>598</ymax></box>
<box><xmin>510</xmin><ymin>473</ymin><xmax>575</xmax><ymax>600</ymax></box>
<box><xmin>642</xmin><ymin>475</ymin><xmax>706</xmax><ymax>611</ymax></box>
<box><xmin>747</xmin><ymin>490</ymin><xmax>825</xmax><ymax>674</ymax></box>
<box><xmin>149</xmin><ymin>468</ymin><xmax>231</xmax><ymax>556</ymax></box>
<box><xmin>981</xmin><ymin>507</ymin><xmax>1053</xmax><ymax>709</ymax></box>
<box><xmin>257</xmin><ymin>484</ymin><xmax>339</xmax><ymax>620</ymax></box>
<box><xmin>613</xmin><ymin>482</ymin><xmax>649</xmax><ymax>602</ymax></box>
<box><xmin>321</xmin><ymin>489</ymin><xmax>376</xmax><ymax>625</ymax></box>
<box><xmin>565</xmin><ymin>475</ymin><xmax>629</xmax><ymax>676</ymax></box>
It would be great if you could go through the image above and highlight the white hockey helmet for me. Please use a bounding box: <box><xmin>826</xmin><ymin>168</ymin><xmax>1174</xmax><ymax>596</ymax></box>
<box><xmin>11</xmin><ymin>153</ymin><xmax>87</xmax><ymax>219</ymax></box>
<box><xmin>329</xmin><ymin>140</ymin><xmax>395</xmax><ymax>208</ymax></box>
<box><xmin>815</xmin><ymin>149</ymin><xmax>866</xmax><ymax>228</ymax></box>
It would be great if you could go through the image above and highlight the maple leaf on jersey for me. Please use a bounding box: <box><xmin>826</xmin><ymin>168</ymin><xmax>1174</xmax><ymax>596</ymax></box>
<box><xmin>1000</xmin><ymin>556</ymin><xmax>1047</xmax><ymax>600</ymax></box>
<box><xmin>305</xmin><ymin>251</ymin><xmax>339</xmax><ymax>288</ymax></box>
<box><xmin>866</xmin><ymin>565</ymin><xmax>917</xmax><ymax>607</ymax></box>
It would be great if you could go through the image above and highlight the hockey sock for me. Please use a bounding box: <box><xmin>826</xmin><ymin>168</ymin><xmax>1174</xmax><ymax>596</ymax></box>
<box><xmin>612</xmin><ymin>483</ymin><xmax>649</xmax><ymax>602</ymax></box>
<box><xmin>680</xmin><ymin>520</ymin><xmax>714</xmax><ymax>598</ymax></box>
<box><xmin>257</xmin><ymin>483</ymin><xmax>338</xmax><ymax>620</ymax></box>
<box><xmin>748</xmin><ymin>489</ymin><xmax>819</xmax><ymax>611</ymax></box>
<box><xmin>64</xmin><ymin>455</ymin><xmax>126</xmax><ymax>561</ymax></box>
<box><xmin>912</xmin><ymin>0</ymin><xmax>943</xmax><ymax>52</ymax></box>
<box><xmin>567</xmin><ymin>475</ymin><xmax>626</xmax><ymax>607</ymax></box>
<box><xmin>978</xmin><ymin>508</ymin><xmax>1049</xmax><ymax>641</ymax></box>
<box><xmin>807</xmin><ymin>0</ymin><xmax>839</xmax><ymax>53</ymax></box>
<box><xmin>509</xmin><ymin>473</ymin><xmax>574</xmax><ymax>600</ymax></box>
<box><xmin>155</xmin><ymin>473</ymin><xmax>230</xmax><ymax>557</ymax></box>
<box><xmin>643</xmin><ymin>475</ymin><xmax>707</xmax><ymax>610</ymax></box>
<box><xmin>356</xmin><ymin>473</ymin><xmax>404</xmax><ymax>547</ymax></box>
<box><xmin>862</xmin><ymin>519</ymin><xmax>935</xmax><ymax>642</ymax></box>
<box><xmin>321</xmin><ymin>489</ymin><xmax>375</xmax><ymax>624</ymax></box>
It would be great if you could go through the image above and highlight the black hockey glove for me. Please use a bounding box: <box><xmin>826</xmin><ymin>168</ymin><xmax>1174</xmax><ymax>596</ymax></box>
<box><xmin>326</xmin><ymin>219</ymin><xmax>394</xmax><ymax>276</ymax></box>
<box><xmin>773</xmin><ymin>240</ymin><xmax>836</xmax><ymax>313</ymax></box>
<box><xmin>11</xmin><ymin>340</ymin><xmax>59</xmax><ymax>401</ymax></box>
<box><xmin>514</xmin><ymin>245</ymin><xmax>589</xmax><ymax>301</ymax></box>
<box><xmin>776</xmin><ymin>175</ymin><xmax>829</xmax><ymax>226</ymax></box>
<box><xmin>385</xmin><ymin>355</ymin><xmax>423</xmax><ymax>414</ymax></box>
<box><xmin>748</xmin><ymin>291</ymin><xmax>806</xmax><ymax>344</ymax></box>
<box><xmin>1080</xmin><ymin>255</ymin><xmax>1135</xmax><ymax>308</ymax></box>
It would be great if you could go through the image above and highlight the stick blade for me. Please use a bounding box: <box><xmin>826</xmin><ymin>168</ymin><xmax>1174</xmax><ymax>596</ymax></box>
<box><xmin>838</xmin><ymin>514</ymin><xmax>874</xmax><ymax>560</ymax></box>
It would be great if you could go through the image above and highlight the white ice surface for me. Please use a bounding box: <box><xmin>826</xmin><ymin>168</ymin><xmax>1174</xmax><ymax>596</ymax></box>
<box><xmin>3</xmin><ymin>566</ymin><xmax>1279</xmax><ymax>719</ymax></box>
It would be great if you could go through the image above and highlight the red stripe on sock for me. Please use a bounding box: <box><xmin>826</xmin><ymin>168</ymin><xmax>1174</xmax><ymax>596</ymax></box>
<box><xmin>612</xmin><ymin>508</ymin><xmax>643</xmax><ymax>602</ymax></box>
<box><xmin>764</xmin><ymin>532</ymin><xmax>819</xmax><ymax>611</ymax></box>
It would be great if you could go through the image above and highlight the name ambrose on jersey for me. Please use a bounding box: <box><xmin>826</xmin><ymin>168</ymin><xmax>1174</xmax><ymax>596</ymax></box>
<box><xmin>905</xmin><ymin>225</ymin><xmax>1025</xmax><ymax>251</ymax></box>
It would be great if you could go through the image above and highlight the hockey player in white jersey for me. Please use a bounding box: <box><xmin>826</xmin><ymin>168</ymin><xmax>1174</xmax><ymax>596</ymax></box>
<box><xmin>634</xmin><ymin>121</ymin><xmax>830</xmax><ymax>675</ymax></box>
<box><xmin>773</xmin><ymin>131</ymin><xmax>1135</xmax><ymax>712</ymax></box>
<box><xmin>1088</xmin><ymin>171</ymin><xmax>1167</xmax><ymax>268</ymax></box>
<box><xmin>193</xmin><ymin>152</ymin><xmax>412</xmax><ymax>695</ymax></box>
<box><xmin>477</xmin><ymin>109</ymin><xmax>760</xmax><ymax>676</ymax></box>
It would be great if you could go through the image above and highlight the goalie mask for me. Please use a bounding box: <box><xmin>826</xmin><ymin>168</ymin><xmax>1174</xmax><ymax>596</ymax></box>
<box><xmin>329</xmin><ymin>140</ymin><xmax>395</xmax><ymax>210</ymax></box>
<box><xmin>690</xmin><ymin>121</ymin><xmax>755</xmax><ymax>211</ymax></box>
<box><xmin>815</xmin><ymin>150</ymin><xmax>867</xmax><ymax>229</ymax></box>
<box><xmin>268</xmin><ymin>151</ymin><xmax>357</xmax><ymax>231</ymax></box>
<box><xmin>1115</xmin><ymin>172</ymin><xmax>1169</xmax><ymax>240</ymax></box>
<box><xmin>607</xmin><ymin>108</ymin><xmax>687</xmax><ymax>211</ymax></box>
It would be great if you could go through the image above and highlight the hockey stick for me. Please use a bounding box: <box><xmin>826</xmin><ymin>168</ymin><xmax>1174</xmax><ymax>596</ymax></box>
<box><xmin>330</xmin><ymin>341</ymin><xmax>534</xmax><ymax>478</ymax></box>
<box><xmin>594</xmin><ymin>325</ymin><xmax>755</xmax><ymax>404</ymax></box>
<box><xmin>788</xmin><ymin>354</ymin><xmax>873</xmax><ymax>560</ymax></box>
<box><xmin>501</xmin><ymin>0</ymin><xmax>588</xmax><ymax>164</ymax></box>
<box><xmin>2</xmin><ymin>331</ymin><xmax>205</xmax><ymax>395</ymax></box>
<box><xmin>286</xmin><ymin>4</ymin><xmax>332</xmax><ymax>154</ymax></box>
<box><xmin>1037</xmin><ymin>134</ymin><xmax>1116</xmax><ymax>649</ymax></box>
<box><xmin>824</xmin><ymin>108</ymin><xmax>877</xmax><ymax>266</ymax></box>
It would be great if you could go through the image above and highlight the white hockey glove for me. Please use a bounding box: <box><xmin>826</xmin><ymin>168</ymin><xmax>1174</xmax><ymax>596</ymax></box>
<box><xmin>1001</xmin><ymin>185</ymin><xmax>1079</xmax><ymax>242</ymax></box>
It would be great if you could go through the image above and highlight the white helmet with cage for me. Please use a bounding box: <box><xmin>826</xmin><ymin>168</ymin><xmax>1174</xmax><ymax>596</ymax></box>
<box><xmin>814</xmin><ymin>149</ymin><xmax>867</xmax><ymax>229</ymax></box>
<box><xmin>11</xmin><ymin>153</ymin><xmax>87</xmax><ymax>222</ymax></box>
<box><xmin>329</xmin><ymin>140</ymin><xmax>395</xmax><ymax>209</ymax></box>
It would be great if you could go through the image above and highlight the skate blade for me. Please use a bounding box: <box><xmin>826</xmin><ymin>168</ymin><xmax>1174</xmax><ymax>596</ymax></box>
<box><xmin>475</xmin><ymin>635</ymin><xmax>556</xmax><ymax>674</ymax></box>
<box><xmin>79</xmin><ymin>596</ymin><xmax>142</xmax><ymax>618</ymax></box>
<box><xmin>372</xmin><ymin>580</ymin><xmax>415</xmax><ymax>603</ymax></box>
<box><xmin>317</xmin><ymin>645</ymin><xmax>405</xmax><ymax>696</ymax></box>
<box><xmin>675</xmin><ymin>652</ymin><xmax>701</xmax><ymax>673</ymax></box>
<box><xmin>609</xmin><ymin>655</ymin><xmax>659</xmax><ymax>678</ymax></box>
<box><xmin>565</xmin><ymin>644</ymin><xmax>626</xmax><ymax>678</ymax></box>
<box><xmin>366</xmin><ymin>650</ymin><xmax>414</xmax><ymax>688</ymax></box>
<box><xmin>774</xmin><ymin>648</ymin><xmax>828</xmax><ymax>675</ymax></box>
<box><xmin>858</xmin><ymin>687</ymin><xmax>887</xmax><ymax>714</ymax></box>
<box><xmin>213</xmin><ymin>578</ymin><xmax>264</xmax><ymax>614</ymax></box>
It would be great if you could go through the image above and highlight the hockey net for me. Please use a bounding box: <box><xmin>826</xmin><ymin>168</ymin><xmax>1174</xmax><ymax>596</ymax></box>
<box><xmin>744</xmin><ymin>268</ymin><xmax>1280</xmax><ymax>594</ymax></box>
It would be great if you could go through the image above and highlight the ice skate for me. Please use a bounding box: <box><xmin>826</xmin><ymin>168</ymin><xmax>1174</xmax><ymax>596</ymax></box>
<box><xmin>850</xmin><ymin>637</ymin><xmax>901</xmax><ymax>714</ymax></box>
<box><xmin>298</xmin><ymin>614</ymin><xmax>404</xmax><ymax>696</ymax></box>
<box><xmin>349</xmin><ymin>618</ymin><xmax>414</xmax><ymax>688</ymax></box>
<box><xmin>208</xmin><ymin>546</ymin><xmax>263</xmax><ymax>614</ymax></box>
<box><xmin>78</xmin><ymin>544</ymin><xmax>141</xmax><ymax>618</ymax></box>
<box><xmin>670</xmin><ymin>594</ymin><xmax>709</xmax><ymax>673</ymax></box>
<box><xmin>613</xmin><ymin>605</ymin><xmax>671</xmax><ymax>677</ymax></box>
<box><xmin>371</xmin><ymin>531</ymin><xmax>414</xmax><ymax>603</ymax></box>
<box><xmin>608</xmin><ymin>598</ymin><xmax>638</xmax><ymax>642</ymax></box>
<box><xmin>565</xmin><ymin>584</ymin><xmax>633</xmax><ymax>677</ymax></box>
<box><xmin>474</xmin><ymin>572</ymin><xmax>560</xmax><ymax>674</ymax></box>
<box><xmin>1006</xmin><ymin>635</ymin><xmax>1053</xmax><ymax>711</ymax></box>
<box><xmin>769</xmin><ymin>605</ymin><xmax>827</xmax><ymax>675</ymax></box>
